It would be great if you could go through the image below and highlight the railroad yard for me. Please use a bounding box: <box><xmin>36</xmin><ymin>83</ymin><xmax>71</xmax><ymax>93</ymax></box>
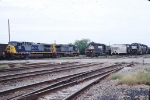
<box><xmin>1</xmin><ymin>0</ymin><xmax>150</xmax><ymax>100</ymax></box>
<box><xmin>0</xmin><ymin>55</ymin><xmax>149</xmax><ymax>100</ymax></box>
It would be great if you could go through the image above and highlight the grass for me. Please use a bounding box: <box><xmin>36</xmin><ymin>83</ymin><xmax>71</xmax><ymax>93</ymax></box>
<box><xmin>15</xmin><ymin>64</ymin><xmax>24</xmax><ymax>68</ymax></box>
<box><xmin>114</xmin><ymin>62</ymin><xmax>119</xmax><ymax>64</ymax></box>
<box><xmin>121</xmin><ymin>62</ymin><xmax>126</xmax><ymax>64</ymax></box>
<box><xmin>0</xmin><ymin>65</ymin><xmax>10</xmax><ymax>69</ymax></box>
<box><xmin>110</xmin><ymin>68</ymin><xmax>150</xmax><ymax>85</ymax></box>
<box><xmin>110</xmin><ymin>73</ymin><xmax>122</xmax><ymax>80</ymax></box>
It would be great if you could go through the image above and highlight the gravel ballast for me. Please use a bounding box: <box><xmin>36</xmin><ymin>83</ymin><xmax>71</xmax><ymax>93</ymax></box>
<box><xmin>76</xmin><ymin>63</ymin><xmax>150</xmax><ymax>100</ymax></box>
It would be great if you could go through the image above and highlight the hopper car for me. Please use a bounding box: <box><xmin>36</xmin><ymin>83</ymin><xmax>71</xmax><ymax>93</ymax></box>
<box><xmin>110</xmin><ymin>44</ymin><xmax>130</xmax><ymax>55</ymax></box>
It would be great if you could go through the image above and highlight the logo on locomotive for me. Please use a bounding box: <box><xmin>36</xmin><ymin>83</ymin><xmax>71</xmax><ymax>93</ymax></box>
<box><xmin>31</xmin><ymin>45</ymin><xmax>39</xmax><ymax>51</ymax></box>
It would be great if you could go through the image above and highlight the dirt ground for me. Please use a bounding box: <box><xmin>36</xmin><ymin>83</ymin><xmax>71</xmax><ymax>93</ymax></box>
<box><xmin>0</xmin><ymin>55</ymin><xmax>150</xmax><ymax>64</ymax></box>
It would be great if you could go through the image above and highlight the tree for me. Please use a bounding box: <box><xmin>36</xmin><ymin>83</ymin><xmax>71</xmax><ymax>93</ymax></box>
<box><xmin>68</xmin><ymin>43</ymin><xmax>73</xmax><ymax>45</ymax></box>
<box><xmin>74</xmin><ymin>38</ymin><xmax>90</xmax><ymax>55</ymax></box>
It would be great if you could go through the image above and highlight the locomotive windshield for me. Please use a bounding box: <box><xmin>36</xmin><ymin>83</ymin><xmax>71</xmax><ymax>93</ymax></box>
<box><xmin>131</xmin><ymin>46</ymin><xmax>137</xmax><ymax>49</ymax></box>
<box><xmin>88</xmin><ymin>45</ymin><xmax>94</xmax><ymax>49</ymax></box>
<box><xmin>98</xmin><ymin>46</ymin><xmax>102</xmax><ymax>49</ymax></box>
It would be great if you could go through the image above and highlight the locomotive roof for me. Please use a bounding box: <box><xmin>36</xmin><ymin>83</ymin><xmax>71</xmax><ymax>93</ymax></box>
<box><xmin>111</xmin><ymin>44</ymin><xmax>130</xmax><ymax>45</ymax></box>
<box><xmin>131</xmin><ymin>43</ymin><xmax>141</xmax><ymax>45</ymax></box>
<box><xmin>89</xmin><ymin>42</ymin><xmax>105</xmax><ymax>45</ymax></box>
<box><xmin>9</xmin><ymin>41</ymin><xmax>53</xmax><ymax>45</ymax></box>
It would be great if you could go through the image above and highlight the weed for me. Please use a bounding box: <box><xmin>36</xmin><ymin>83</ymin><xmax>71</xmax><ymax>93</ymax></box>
<box><xmin>15</xmin><ymin>64</ymin><xmax>23</xmax><ymax>68</ymax></box>
<box><xmin>145</xmin><ymin>68</ymin><xmax>150</xmax><ymax>72</ymax></box>
<box><xmin>110</xmin><ymin>70</ymin><xmax>150</xmax><ymax>85</ymax></box>
<box><xmin>110</xmin><ymin>73</ymin><xmax>122</xmax><ymax>80</ymax></box>
<box><xmin>121</xmin><ymin>62</ymin><xmax>126</xmax><ymax>64</ymax></box>
<box><xmin>0</xmin><ymin>65</ymin><xmax>10</xmax><ymax>69</ymax></box>
<box><xmin>114</xmin><ymin>62</ymin><xmax>119</xmax><ymax>64</ymax></box>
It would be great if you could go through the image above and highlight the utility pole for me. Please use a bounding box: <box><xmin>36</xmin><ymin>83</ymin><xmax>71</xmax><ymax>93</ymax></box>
<box><xmin>8</xmin><ymin>19</ymin><xmax>10</xmax><ymax>42</ymax></box>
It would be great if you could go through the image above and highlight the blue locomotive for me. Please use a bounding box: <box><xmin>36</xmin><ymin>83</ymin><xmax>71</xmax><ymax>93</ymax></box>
<box><xmin>5</xmin><ymin>41</ymin><xmax>79</xmax><ymax>59</ymax></box>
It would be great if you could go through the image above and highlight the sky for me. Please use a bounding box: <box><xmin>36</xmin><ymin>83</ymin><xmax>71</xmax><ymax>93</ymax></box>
<box><xmin>0</xmin><ymin>0</ymin><xmax>150</xmax><ymax>46</ymax></box>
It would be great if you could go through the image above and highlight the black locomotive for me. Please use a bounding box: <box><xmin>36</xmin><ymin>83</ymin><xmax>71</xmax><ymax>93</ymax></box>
<box><xmin>85</xmin><ymin>42</ymin><xmax>111</xmax><ymax>57</ymax></box>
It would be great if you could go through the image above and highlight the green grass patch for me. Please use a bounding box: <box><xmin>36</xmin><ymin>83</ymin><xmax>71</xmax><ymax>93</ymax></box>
<box><xmin>15</xmin><ymin>64</ymin><xmax>24</xmax><ymax>68</ymax></box>
<box><xmin>114</xmin><ymin>62</ymin><xmax>119</xmax><ymax>64</ymax></box>
<box><xmin>144</xmin><ymin>68</ymin><xmax>150</xmax><ymax>72</ymax></box>
<box><xmin>110</xmin><ymin>70</ymin><xmax>150</xmax><ymax>85</ymax></box>
<box><xmin>121</xmin><ymin>62</ymin><xmax>126</xmax><ymax>64</ymax></box>
<box><xmin>110</xmin><ymin>73</ymin><xmax>122</xmax><ymax>80</ymax></box>
<box><xmin>0</xmin><ymin>65</ymin><xmax>10</xmax><ymax>69</ymax></box>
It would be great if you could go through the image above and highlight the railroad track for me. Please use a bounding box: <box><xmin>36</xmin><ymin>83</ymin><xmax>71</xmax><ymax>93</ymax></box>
<box><xmin>0</xmin><ymin>62</ymin><xmax>79</xmax><ymax>77</ymax></box>
<box><xmin>0</xmin><ymin>63</ymin><xmax>99</xmax><ymax>82</ymax></box>
<box><xmin>0</xmin><ymin>61</ymin><xmax>78</xmax><ymax>72</ymax></box>
<box><xmin>0</xmin><ymin>63</ymin><xmax>124</xmax><ymax>100</ymax></box>
<box><xmin>19</xmin><ymin>64</ymin><xmax>123</xmax><ymax>100</ymax></box>
<box><xmin>0</xmin><ymin>62</ymin><xmax>104</xmax><ymax>99</ymax></box>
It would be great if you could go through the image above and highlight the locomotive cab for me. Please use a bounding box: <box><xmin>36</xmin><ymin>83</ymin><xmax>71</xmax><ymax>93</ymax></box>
<box><xmin>130</xmin><ymin>43</ymin><xmax>142</xmax><ymax>55</ymax></box>
<box><xmin>5</xmin><ymin>45</ymin><xmax>16</xmax><ymax>54</ymax></box>
<box><xmin>85</xmin><ymin>43</ymin><xmax>106</xmax><ymax>57</ymax></box>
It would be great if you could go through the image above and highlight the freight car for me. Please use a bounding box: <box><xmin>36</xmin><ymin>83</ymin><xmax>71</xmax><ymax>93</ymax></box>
<box><xmin>111</xmin><ymin>44</ymin><xmax>130</xmax><ymax>55</ymax></box>
<box><xmin>0</xmin><ymin>44</ymin><xmax>7</xmax><ymax>60</ymax></box>
<box><xmin>4</xmin><ymin>41</ymin><xmax>79</xmax><ymax>59</ymax></box>
<box><xmin>85</xmin><ymin>42</ymin><xmax>110</xmax><ymax>57</ymax></box>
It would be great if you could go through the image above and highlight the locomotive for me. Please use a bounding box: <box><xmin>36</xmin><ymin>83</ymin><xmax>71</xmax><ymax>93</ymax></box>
<box><xmin>3</xmin><ymin>41</ymin><xmax>79</xmax><ymax>59</ymax></box>
<box><xmin>85</xmin><ymin>42</ymin><xmax>111</xmax><ymax>57</ymax></box>
<box><xmin>130</xmin><ymin>43</ymin><xmax>149</xmax><ymax>55</ymax></box>
<box><xmin>85</xmin><ymin>42</ymin><xmax>149</xmax><ymax>57</ymax></box>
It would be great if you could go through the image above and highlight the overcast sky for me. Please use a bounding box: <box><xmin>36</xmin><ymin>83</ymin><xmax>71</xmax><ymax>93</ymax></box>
<box><xmin>0</xmin><ymin>0</ymin><xmax>150</xmax><ymax>46</ymax></box>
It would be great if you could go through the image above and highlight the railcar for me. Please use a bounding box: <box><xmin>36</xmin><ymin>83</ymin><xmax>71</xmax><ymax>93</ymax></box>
<box><xmin>148</xmin><ymin>47</ymin><xmax>150</xmax><ymax>54</ymax></box>
<box><xmin>55</xmin><ymin>44</ymin><xmax>79</xmax><ymax>57</ymax></box>
<box><xmin>141</xmin><ymin>44</ymin><xmax>149</xmax><ymax>54</ymax></box>
<box><xmin>5</xmin><ymin>41</ymin><xmax>54</xmax><ymax>59</ymax></box>
<box><xmin>85</xmin><ymin>42</ymin><xmax>110</xmax><ymax>57</ymax></box>
<box><xmin>4</xmin><ymin>41</ymin><xmax>79</xmax><ymax>59</ymax></box>
<box><xmin>130</xmin><ymin>43</ymin><xmax>143</xmax><ymax>55</ymax></box>
<box><xmin>69</xmin><ymin>45</ymin><xmax>79</xmax><ymax>56</ymax></box>
<box><xmin>0</xmin><ymin>44</ymin><xmax>8</xmax><ymax>60</ymax></box>
<box><xmin>110</xmin><ymin>44</ymin><xmax>130</xmax><ymax>55</ymax></box>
